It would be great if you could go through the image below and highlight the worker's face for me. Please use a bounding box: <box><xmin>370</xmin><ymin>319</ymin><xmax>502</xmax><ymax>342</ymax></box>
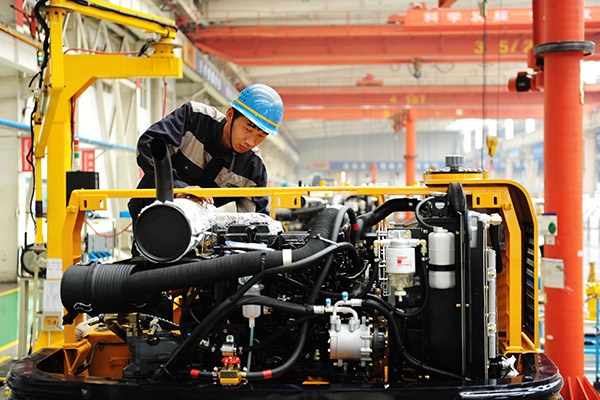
<box><xmin>224</xmin><ymin>108</ymin><xmax>268</xmax><ymax>153</ymax></box>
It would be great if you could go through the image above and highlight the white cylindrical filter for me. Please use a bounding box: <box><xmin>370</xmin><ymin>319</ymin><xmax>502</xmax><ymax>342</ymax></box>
<box><xmin>385</xmin><ymin>239</ymin><xmax>416</xmax><ymax>274</ymax></box>
<box><xmin>428</xmin><ymin>227</ymin><xmax>456</xmax><ymax>289</ymax></box>
<box><xmin>385</xmin><ymin>239</ymin><xmax>417</xmax><ymax>300</ymax></box>
<box><xmin>243</xmin><ymin>284</ymin><xmax>262</xmax><ymax>325</ymax></box>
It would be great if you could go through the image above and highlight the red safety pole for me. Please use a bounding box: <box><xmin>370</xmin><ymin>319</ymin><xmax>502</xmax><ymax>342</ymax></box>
<box><xmin>404</xmin><ymin>107</ymin><xmax>417</xmax><ymax>186</ymax></box>
<box><xmin>539</xmin><ymin>1</ymin><xmax>597</xmax><ymax>397</ymax></box>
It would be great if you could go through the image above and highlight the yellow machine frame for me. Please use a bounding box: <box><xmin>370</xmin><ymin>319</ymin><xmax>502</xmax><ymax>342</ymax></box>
<box><xmin>32</xmin><ymin>0</ymin><xmax>182</xmax><ymax>348</ymax></box>
<box><xmin>62</xmin><ymin>174</ymin><xmax>539</xmax><ymax>356</ymax></box>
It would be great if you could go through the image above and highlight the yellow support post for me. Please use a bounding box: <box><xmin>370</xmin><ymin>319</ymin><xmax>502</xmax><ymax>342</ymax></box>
<box><xmin>33</xmin><ymin>0</ymin><xmax>182</xmax><ymax>348</ymax></box>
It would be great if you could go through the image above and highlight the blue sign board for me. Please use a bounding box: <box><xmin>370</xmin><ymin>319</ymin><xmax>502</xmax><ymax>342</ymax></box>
<box><xmin>194</xmin><ymin>54</ymin><xmax>239</xmax><ymax>102</ymax></box>
<box><xmin>328</xmin><ymin>161</ymin><xmax>445</xmax><ymax>172</ymax></box>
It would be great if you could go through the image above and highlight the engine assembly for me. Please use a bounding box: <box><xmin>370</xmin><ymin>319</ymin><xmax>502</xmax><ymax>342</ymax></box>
<box><xmin>7</xmin><ymin>144</ymin><xmax>561</xmax><ymax>400</ymax></box>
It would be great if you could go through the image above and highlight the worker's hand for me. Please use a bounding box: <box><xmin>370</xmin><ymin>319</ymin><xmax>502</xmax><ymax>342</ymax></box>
<box><xmin>175</xmin><ymin>186</ymin><xmax>214</xmax><ymax>205</ymax></box>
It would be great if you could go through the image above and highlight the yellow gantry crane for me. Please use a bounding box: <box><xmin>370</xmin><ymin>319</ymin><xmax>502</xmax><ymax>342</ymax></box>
<box><xmin>31</xmin><ymin>0</ymin><xmax>182</xmax><ymax>349</ymax></box>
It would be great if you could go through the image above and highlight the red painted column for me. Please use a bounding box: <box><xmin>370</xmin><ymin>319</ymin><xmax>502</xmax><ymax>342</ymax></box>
<box><xmin>404</xmin><ymin>107</ymin><xmax>417</xmax><ymax>186</ymax></box>
<box><xmin>542</xmin><ymin>0</ymin><xmax>586</xmax><ymax>383</ymax></box>
<box><xmin>15</xmin><ymin>0</ymin><xmax>24</xmax><ymax>27</ymax></box>
<box><xmin>532</xmin><ymin>0</ymin><xmax>545</xmax><ymax>48</ymax></box>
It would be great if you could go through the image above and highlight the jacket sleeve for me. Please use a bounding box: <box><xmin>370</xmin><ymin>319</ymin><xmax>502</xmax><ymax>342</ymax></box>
<box><xmin>236</xmin><ymin>162</ymin><xmax>269</xmax><ymax>214</ymax></box>
<box><xmin>136</xmin><ymin>103</ymin><xmax>195</xmax><ymax>189</ymax></box>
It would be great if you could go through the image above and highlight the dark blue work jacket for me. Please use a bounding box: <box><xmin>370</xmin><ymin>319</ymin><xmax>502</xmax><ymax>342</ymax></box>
<box><xmin>128</xmin><ymin>102</ymin><xmax>269</xmax><ymax>222</ymax></box>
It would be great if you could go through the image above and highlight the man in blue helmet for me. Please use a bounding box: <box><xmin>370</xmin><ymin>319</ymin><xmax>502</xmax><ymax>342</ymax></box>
<box><xmin>127</xmin><ymin>83</ymin><xmax>284</xmax><ymax>226</ymax></box>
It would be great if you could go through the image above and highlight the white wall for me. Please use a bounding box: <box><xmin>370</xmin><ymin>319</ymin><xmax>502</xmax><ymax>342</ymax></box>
<box><xmin>0</xmin><ymin>105</ymin><xmax>20</xmax><ymax>282</ymax></box>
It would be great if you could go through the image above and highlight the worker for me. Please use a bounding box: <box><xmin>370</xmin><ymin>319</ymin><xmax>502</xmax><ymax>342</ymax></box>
<box><xmin>127</xmin><ymin>83</ymin><xmax>284</xmax><ymax>229</ymax></box>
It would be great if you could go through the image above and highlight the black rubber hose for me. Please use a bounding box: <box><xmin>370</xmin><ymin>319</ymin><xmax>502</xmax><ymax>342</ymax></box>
<box><xmin>331</xmin><ymin>205</ymin><xmax>358</xmax><ymax>244</ymax></box>
<box><xmin>127</xmin><ymin>207</ymin><xmax>339</xmax><ymax>293</ymax></box>
<box><xmin>241</xmin><ymin>315</ymin><xmax>319</xmax><ymax>353</ymax></box>
<box><xmin>364</xmin><ymin>299</ymin><xmax>463</xmax><ymax>380</ymax></box>
<box><xmin>61</xmin><ymin>263</ymin><xmax>137</xmax><ymax>315</ymax></box>
<box><xmin>236</xmin><ymin>295</ymin><xmax>311</xmax><ymax>315</ymax></box>
<box><xmin>357</xmin><ymin>198</ymin><xmax>419</xmax><ymax>236</ymax></box>
<box><xmin>258</xmin><ymin>209</ymin><xmax>361</xmax><ymax>382</ymax></box>
<box><xmin>291</xmin><ymin>204</ymin><xmax>327</xmax><ymax>217</ymax></box>
<box><xmin>415</xmin><ymin>197</ymin><xmax>436</xmax><ymax>230</ymax></box>
<box><xmin>448</xmin><ymin>182</ymin><xmax>470</xmax><ymax>241</ymax></box>
<box><xmin>265</xmin><ymin>242</ymin><xmax>358</xmax><ymax>276</ymax></box>
<box><xmin>353</xmin><ymin>257</ymin><xmax>378</xmax><ymax>298</ymax></box>
<box><xmin>310</xmin><ymin>206</ymin><xmax>358</xmax><ymax>303</ymax></box>
<box><xmin>150</xmin><ymin>137</ymin><xmax>174</xmax><ymax>202</ymax></box>
<box><xmin>255</xmin><ymin>209</ymin><xmax>361</xmax><ymax>383</ymax></box>
<box><xmin>163</xmin><ymin>242</ymin><xmax>355</xmax><ymax>378</ymax></box>
<box><xmin>363</xmin><ymin>261</ymin><xmax>429</xmax><ymax>318</ymax></box>
<box><xmin>61</xmin><ymin>208</ymin><xmax>342</xmax><ymax>314</ymax></box>
<box><xmin>245</xmin><ymin>322</ymin><xmax>309</xmax><ymax>380</ymax></box>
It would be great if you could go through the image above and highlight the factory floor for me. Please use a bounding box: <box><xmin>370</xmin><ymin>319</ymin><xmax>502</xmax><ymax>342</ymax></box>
<box><xmin>0</xmin><ymin>283</ymin><xmax>18</xmax><ymax>361</ymax></box>
<box><xmin>0</xmin><ymin>282</ymin><xmax>19</xmax><ymax>399</ymax></box>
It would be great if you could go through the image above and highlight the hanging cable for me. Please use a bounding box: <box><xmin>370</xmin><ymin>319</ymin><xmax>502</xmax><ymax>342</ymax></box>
<box><xmin>495</xmin><ymin>0</ymin><xmax>504</xmax><ymax>161</ymax></box>
<box><xmin>64</xmin><ymin>48</ymin><xmax>138</xmax><ymax>55</ymax></box>
<box><xmin>84</xmin><ymin>219</ymin><xmax>132</xmax><ymax>238</ymax></box>
<box><xmin>25</xmin><ymin>0</ymin><xmax>51</xmax><ymax>234</ymax></box>
<box><xmin>162</xmin><ymin>77</ymin><xmax>168</xmax><ymax>118</ymax></box>
<box><xmin>33</xmin><ymin>0</ymin><xmax>49</xmax><ymax>91</ymax></box>
<box><xmin>26</xmin><ymin>101</ymin><xmax>37</xmax><ymax>232</ymax></box>
<box><xmin>480</xmin><ymin>0</ymin><xmax>488</xmax><ymax>169</ymax></box>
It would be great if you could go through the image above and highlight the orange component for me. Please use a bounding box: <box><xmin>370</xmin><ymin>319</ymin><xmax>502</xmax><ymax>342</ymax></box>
<box><xmin>302</xmin><ymin>377</ymin><xmax>331</xmax><ymax>385</ymax></box>
<box><xmin>63</xmin><ymin>340</ymin><xmax>92</xmax><ymax>376</ymax></box>
<box><xmin>172</xmin><ymin>296</ymin><xmax>183</xmax><ymax>325</ymax></box>
<box><xmin>508</xmin><ymin>71</ymin><xmax>546</xmax><ymax>92</ymax></box>
<box><xmin>356</xmin><ymin>74</ymin><xmax>383</xmax><ymax>87</ymax></box>
<box><xmin>85</xmin><ymin>329</ymin><xmax>131</xmax><ymax>379</ymax></box>
<box><xmin>170</xmin><ymin>290</ymin><xmax>188</xmax><ymax>326</ymax></box>
<box><xmin>507</xmin><ymin>71</ymin><xmax>532</xmax><ymax>92</ymax></box>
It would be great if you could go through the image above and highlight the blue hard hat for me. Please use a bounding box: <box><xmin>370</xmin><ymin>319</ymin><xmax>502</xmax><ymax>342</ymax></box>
<box><xmin>231</xmin><ymin>84</ymin><xmax>284</xmax><ymax>135</ymax></box>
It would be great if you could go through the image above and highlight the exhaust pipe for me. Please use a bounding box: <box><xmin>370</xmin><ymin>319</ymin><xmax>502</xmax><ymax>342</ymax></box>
<box><xmin>133</xmin><ymin>138</ymin><xmax>210</xmax><ymax>263</ymax></box>
<box><xmin>151</xmin><ymin>137</ymin><xmax>174</xmax><ymax>203</ymax></box>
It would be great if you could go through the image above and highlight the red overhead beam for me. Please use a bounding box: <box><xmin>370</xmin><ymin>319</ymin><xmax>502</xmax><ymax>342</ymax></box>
<box><xmin>284</xmin><ymin>105</ymin><xmax>549</xmax><ymax>121</ymax></box>
<box><xmin>439</xmin><ymin>0</ymin><xmax>458</xmax><ymax>7</ymax></box>
<box><xmin>185</xmin><ymin>7</ymin><xmax>600</xmax><ymax>65</ymax></box>
<box><xmin>277</xmin><ymin>85</ymin><xmax>600</xmax><ymax>107</ymax></box>
<box><xmin>277</xmin><ymin>84</ymin><xmax>600</xmax><ymax>95</ymax></box>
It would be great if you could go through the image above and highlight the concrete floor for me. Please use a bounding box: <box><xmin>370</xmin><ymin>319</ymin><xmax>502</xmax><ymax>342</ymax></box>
<box><xmin>0</xmin><ymin>283</ymin><xmax>18</xmax><ymax>360</ymax></box>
